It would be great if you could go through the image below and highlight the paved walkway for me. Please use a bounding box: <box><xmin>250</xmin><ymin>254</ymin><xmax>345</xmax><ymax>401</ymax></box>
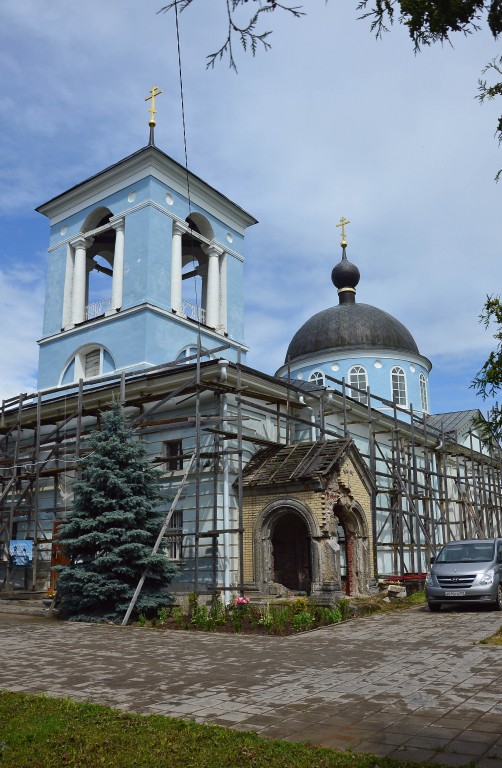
<box><xmin>1</xmin><ymin>606</ymin><xmax>502</xmax><ymax>766</ymax></box>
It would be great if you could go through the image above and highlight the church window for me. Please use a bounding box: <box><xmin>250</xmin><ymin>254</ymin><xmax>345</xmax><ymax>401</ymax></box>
<box><xmin>164</xmin><ymin>509</ymin><xmax>183</xmax><ymax>560</ymax></box>
<box><xmin>349</xmin><ymin>365</ymin><xmax>368</xmax><ymax>404</ymax></box>
<box><xmin>391</xmin><ymin>366</ymin><xmax>407</xmax><ymax>406</ymax></box>
<box><xmin>420</xmin><ymin>373</ymin><xmax>428</xmax><ymax>412</ymax></box>
<box><xmin>176</xmin><ymin>346</ymin><xmax>212</xmax><ymax>364</ymax></box>
<box><xmin>84</xmin><ymin>349</ymin><xmax>100</xmax><ymax>378</ymax></box>
<box><xmin>60</xmin><ymin>345</ymin><xmax>115</xmax><ymax>385</ymax></box>
<box><xmin>164</xmin><ymin>440</ymin><xmax>184</xmax><ymax>471</ymax></box>
<box><xmin>309</xmin><ymin>370</ymin><xmax>325</xmax><ymax>386</ymax></box>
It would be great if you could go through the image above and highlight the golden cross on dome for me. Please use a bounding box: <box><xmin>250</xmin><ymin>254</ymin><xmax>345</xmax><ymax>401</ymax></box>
<box><xmin>145</xmin><ymin>86</ymin><xmax>163</xmax><ymax>127</ymax></box>
<box><xmin>336</xmin><ymin>216</ymin><xmax>350</xmax><ymax>246</ymax></box>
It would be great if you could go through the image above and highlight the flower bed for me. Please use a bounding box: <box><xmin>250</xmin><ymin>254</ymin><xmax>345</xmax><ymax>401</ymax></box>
<box><xmin>134</xmin><ymin>592</ymin><xmax>426</xmax><ymax>634</ymax></box>
<box><xmin>137</xmin><ymin>595</ymin><xmax>355</xmax><ymax>635</ymax></box>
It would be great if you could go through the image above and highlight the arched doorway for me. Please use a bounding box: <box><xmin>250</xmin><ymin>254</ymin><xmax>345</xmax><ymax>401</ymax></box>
<box><xmin>333</xmin><ymin>501</ymin><xmax>370</xmax><ymax>596</ymax></box>
<box><xmin>271</xmin><ymin>512</ymin><xmax>312</xmax><ymax>593</ymax></box>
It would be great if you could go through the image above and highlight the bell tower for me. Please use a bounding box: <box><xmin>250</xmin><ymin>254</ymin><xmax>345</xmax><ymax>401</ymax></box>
<box><xmin>36</xmin><ymin>91</ymin><xmax>257</xmax><ymax>390</ymax></box>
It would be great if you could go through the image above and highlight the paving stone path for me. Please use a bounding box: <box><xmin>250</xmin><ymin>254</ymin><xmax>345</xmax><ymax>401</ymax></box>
<box><xmin>1</xmin><ymin>606</ymin><xmax>502</xmax><ymax>766</ymax></box>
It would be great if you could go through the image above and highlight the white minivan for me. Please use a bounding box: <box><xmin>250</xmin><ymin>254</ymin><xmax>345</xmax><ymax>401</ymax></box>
<box><xmin>425</xmin><ymin>538</ymin><xmax>502</xmax><ymax>612</ymax></box>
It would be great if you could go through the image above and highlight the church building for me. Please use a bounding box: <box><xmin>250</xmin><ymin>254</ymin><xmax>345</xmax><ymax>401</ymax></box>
<box><xmin>1</xmin><ymin>96</ymin><xmax>501</xmax><ymax>605</ymax></box>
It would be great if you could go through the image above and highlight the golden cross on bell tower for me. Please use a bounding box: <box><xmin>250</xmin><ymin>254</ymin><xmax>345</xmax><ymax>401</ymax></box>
<box><xmin>145</xmin><ymin>86</ymin><xmax>163</xmax><ymax>127</ymax></box>
<box><xmin>336</xmin><ymin>216</ymin><xmax>351</xmax><ymax>247</ymax></box>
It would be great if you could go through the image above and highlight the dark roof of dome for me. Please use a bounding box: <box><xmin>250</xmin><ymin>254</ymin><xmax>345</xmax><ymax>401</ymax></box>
<box><xmin>285</xmin><ymin>302</ymin><xmax>420</xmax><ymax>363</ymax></box>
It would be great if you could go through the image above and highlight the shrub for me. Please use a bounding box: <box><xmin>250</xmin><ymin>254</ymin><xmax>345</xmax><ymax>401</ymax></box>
<box><xmin>337</xmin><ymin>598</ymin><xmax>351</xmax><ymax>620</ymax></box>
<box><xmin>191</xmin><ymin>605</ymin><xmax>214</xmax><ymax>631</ymax></box>
<box><xmin>293</xmin><ymin>611</ymin><xmax>315</xmax><ymax>632</ymax></box>
<box><xmin>210</xmin><ymin>596</ymin><xmax>227</xmax><ymax>626</ymax></box>
<box><xmin>319</xmin><ymin>605</ymin><xmax>342</xmax><ymax>624</ymax></box>
<box><xmin>171</xmin><ymin>606</ymin><xmax>184</xmax><ymax>628</ymax></box>
<box><xmin>293</xmin><ymin>597</ymin><xmax>308</xmax><ymax>614</ymax></box>
<box><xmin>188</xmin><ymin>591</ymin><xmax>199</xmax><ymax>619</ymax></box>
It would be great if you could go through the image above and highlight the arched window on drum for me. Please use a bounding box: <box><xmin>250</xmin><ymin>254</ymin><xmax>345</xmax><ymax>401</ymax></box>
<box><xmin>309</xmin><ymin>370</ymin><xmax>325</xmax><ymax>386</ymax></box>
<box><xmin>391</xmin><ymin>366</ymin><xmax>407</xmax><ymax>407</ymax></box>
<box><xmin>348</xmin><ymin>365</ymin><xmax>368</xmax><ymax>404</ymax></box>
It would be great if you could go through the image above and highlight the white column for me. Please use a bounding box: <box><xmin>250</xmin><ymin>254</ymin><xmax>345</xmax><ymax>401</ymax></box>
<box><xmin>171</xmin><ymin>221</ymin><xmax>186</xmax><ymax>314</ymax></box>
<box><xmin>70</xmin><ymin>235</ymin><xmax>91</xmax><ymax>325</ymax></box>
<box><xmin>110</xmin><ymin>218</ymin><xmax>125</xmax><ymax>311</ymax></box>
<box><xmin>206</xmin><ymin>244</ymin><xmax>221</xmax><ymax>328</ymax></box>
<box><xmin>219</xmin><ymin>251</ymin><xmax>227</xmax><ymax>333</ymax></box>
<box><xmin>62</xmin><ymin>244</ymin><xmax>74</xmax><ymax>329</ymax></box>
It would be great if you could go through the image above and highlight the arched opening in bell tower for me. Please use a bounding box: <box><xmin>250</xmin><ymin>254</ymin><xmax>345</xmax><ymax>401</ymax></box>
<box><xmin>181</xmin><ymin>216</ymin><xmax>208</xmax><ymax>323</ymax></box>
<box><xmin>84</xmin><ymin>209</ymin><xmax>115</xmax><ymax>320</ymax></box>
<box><xmin>63</xmin><ymin>206</ymin><xmax>125</xmax><ymax>328</ymax></box>
<box><xmin>170</xmin><ymin>213</ymin><xmax>225</xmax><ymax>332</ymax></box>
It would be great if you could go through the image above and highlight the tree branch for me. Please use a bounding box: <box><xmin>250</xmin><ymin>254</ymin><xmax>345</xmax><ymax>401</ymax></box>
<box><xmin>159</xmin><ymin>0</ymin><xmax>305</xmax><ymax>72</ymax></box>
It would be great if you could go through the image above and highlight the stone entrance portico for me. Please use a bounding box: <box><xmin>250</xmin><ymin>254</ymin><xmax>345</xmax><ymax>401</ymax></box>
<box><xmin>240</xmin><ymin>439</ymin><xmax>374</xmax><ymax>601</ymax></box>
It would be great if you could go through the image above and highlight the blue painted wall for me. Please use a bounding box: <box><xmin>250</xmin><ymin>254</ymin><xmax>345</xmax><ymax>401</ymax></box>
<box><xmin>39</xmin><ymin>161</ymin><xmax>249</xmax><ymax>390</ymax></box>
<box><xmin>287</xmin><ymin>353</ymin><xmax>431</xmax><ymax>413</ymax></box>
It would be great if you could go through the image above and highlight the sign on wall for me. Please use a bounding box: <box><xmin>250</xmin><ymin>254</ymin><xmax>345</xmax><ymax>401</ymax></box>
<box><xmin>9</xmin><ymin>540</ymin><xmax>33</xmax><ymax>567</ymax></box>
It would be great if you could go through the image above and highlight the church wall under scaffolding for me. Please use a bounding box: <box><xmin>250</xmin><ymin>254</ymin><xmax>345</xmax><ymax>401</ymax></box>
<box><xmin>1</xmin><ymin>357</ymin><xmax>501</xmax><ymax>601</ymax></box>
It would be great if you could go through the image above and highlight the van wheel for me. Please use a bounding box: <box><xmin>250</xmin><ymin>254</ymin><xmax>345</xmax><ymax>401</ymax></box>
<box><xmin>428</xmin><ymin>602</ymin><xmax>441</xmax><ymax>612</ymax></box>
<box><xmin>495</xmin><ymin>585</ymin><xmax>502</xmax><ymax>611</ymax></box>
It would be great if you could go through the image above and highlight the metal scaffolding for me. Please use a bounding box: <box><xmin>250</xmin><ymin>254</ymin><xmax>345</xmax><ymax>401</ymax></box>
<box><xmin>1</xmin><ymin>354</ymin><xmax>501</xmax><ymax>595</ymax></box>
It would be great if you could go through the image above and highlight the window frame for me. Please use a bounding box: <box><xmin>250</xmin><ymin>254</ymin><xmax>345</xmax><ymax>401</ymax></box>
<box><xmin>309</xmin><ymin>370</ymin><xmax>325</xmax><ymax>386</ymax></box>
<box><xmin>391</xmin><ymin>366</ymin><xmax>407</xmax><ymax>407</ymax></box>
<box><xmin>164</xmin><ymin>439</ymin><xmax>184</xmax><ymax>471</ymax></box>
<box><xmin>164</xmin><ymin>509</ymin><xmax>184</xmax><ymax>561</ymax></box>
<box><xmin>348</xmin><ymin>364</ymin><xmax>368</xmax><ymax>404</ymax></box>
<box><xmin>419</xmin><ymin>372</ymin><xmax>428</xmax><ymax>412</ymax></box>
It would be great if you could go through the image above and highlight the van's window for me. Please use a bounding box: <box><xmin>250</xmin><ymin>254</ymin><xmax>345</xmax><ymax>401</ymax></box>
<box><xmin>436</xmin><ymin>542</ymin><xmax>495</xmax><ymax>563</ymax></box>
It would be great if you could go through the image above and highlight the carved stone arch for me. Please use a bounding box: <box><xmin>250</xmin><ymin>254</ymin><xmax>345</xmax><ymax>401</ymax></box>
<box><xmin>253</xmin><ymin>498</ymin><xmax>322</xmax><ymax>595</ymax></box>
<box><xmin>333</xmin><ymin>498</ymin><xmax>370</xmax><ymax>596</ymax></box>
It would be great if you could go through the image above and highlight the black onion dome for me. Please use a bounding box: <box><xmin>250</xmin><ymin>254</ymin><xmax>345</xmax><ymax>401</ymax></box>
<box><xmin>285</xmin><ymin>303</ymin><xmax>420</xmax><ymax>363</ymax></box>
<box><xmin>331</xmin><ymin>252</ymin><xmax>360</xmax><ymax>290</ymax></box>
<box><xmin>284</xmin><ymin>242</ymin><xmax>421</xmax><ymax>364</ymax></box>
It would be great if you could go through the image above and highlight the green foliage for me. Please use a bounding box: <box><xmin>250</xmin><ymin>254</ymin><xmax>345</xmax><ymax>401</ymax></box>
<box><xmin>471</xmin><ymin>296</ymin><xmax>502</xmax><ymax>443</ymax></box>
<box><xmin>160</xmin><ymin>1</ymin><xmax>502</xmax><ymax>66</ymax></box>
<box><xmin>319</xmin><ymin>605</ymin><xmax>343</xmax><ymax>624</ymax></box>
<box><xmin>358</xmin><ymin>0</ymin><xmax>502</xmax><ymax>49</ymax></box>
<box><xmin>191</xmin><ymin>605</ymin><xmax>215</xmax><ymax>631</ymax></box>
<box><xmin>231</xmin><ymin>613</ymin><xmax>243</xmax><ymax>633</ymax></box>
<box><xmin>0</xmin><ymin>689</ymin><xmax>420</xmax><ymax>768</ymax></box>
<box><xmin>138</xmin><ymin>613</ymin><xmax>147</xmax><ymax>627</ymax></box>
<box><xmin>157</xmin><ymin>606</ymin><xmax>169</xmax><ymax>625</ymax></box>
<box><xmin>477</xmin><ymin>56</ymin><xmax>502</xmax><ymax>180</ymax></box>
<box><xmin>210</xmin><ymin>596</ymin><xmax>228</xmax><ymax>626</ymax></box>
<box><xmin>292</xmin><ymin>596</ymin><xmax>308</xmax><ymax>614</ymax></box>
<box><xmin>337</xmin><ymin>598</ymin><xmax>351</xmax><ymax>620</ymax></box>
<box><xmin>171</xmin><ymin>605</ymin><xmax>185</xmax><ymax>628</ymax></box>
<box><xmin>257</xmin><ymin>603</ymin><xmax>274</xmax><ymax>630</ymax></box>
<box><xmin>55</xmin><ymin>401</ymin><xmax>178</xmax><ymax>623</ymax></box>
<box><xmin>292</xmin><ymin>611</ymin><xmax>315</xmax><ymax>631</ymax></box>
<box><xmin>188</xmin><ymin>591</ymin><xmax>199</xmax><ymax>618</ymax></box>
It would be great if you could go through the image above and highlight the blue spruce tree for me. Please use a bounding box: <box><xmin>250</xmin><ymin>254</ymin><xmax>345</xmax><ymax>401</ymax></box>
<box><xmin>55</xmin><ymin>400</ymin><xmax>178</xmax><ymax>622</ymax></box>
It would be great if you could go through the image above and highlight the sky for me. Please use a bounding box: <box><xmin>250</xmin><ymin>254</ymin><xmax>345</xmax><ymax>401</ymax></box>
<box><xmin>0</xmin><ymin>0</ymin><xmax>500</xmax><ymax>416</ymax></box>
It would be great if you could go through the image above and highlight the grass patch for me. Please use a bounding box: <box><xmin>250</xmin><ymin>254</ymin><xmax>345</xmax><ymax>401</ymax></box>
<box><xmin>480</xmin><ymin>625</ymin><xmax>502</xmax><ymax>645</ymax></box>
<box><xmin>0</xmin><ymin>690</ymin><xmax>442</xmax><ymax>768</ymax></box>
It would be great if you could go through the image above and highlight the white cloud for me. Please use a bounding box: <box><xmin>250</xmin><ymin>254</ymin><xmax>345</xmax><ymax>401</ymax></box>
<box><xmin>0</xmin><ymin>267</ymin><xmax>44</xmax><ymax>399</ymax></box>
